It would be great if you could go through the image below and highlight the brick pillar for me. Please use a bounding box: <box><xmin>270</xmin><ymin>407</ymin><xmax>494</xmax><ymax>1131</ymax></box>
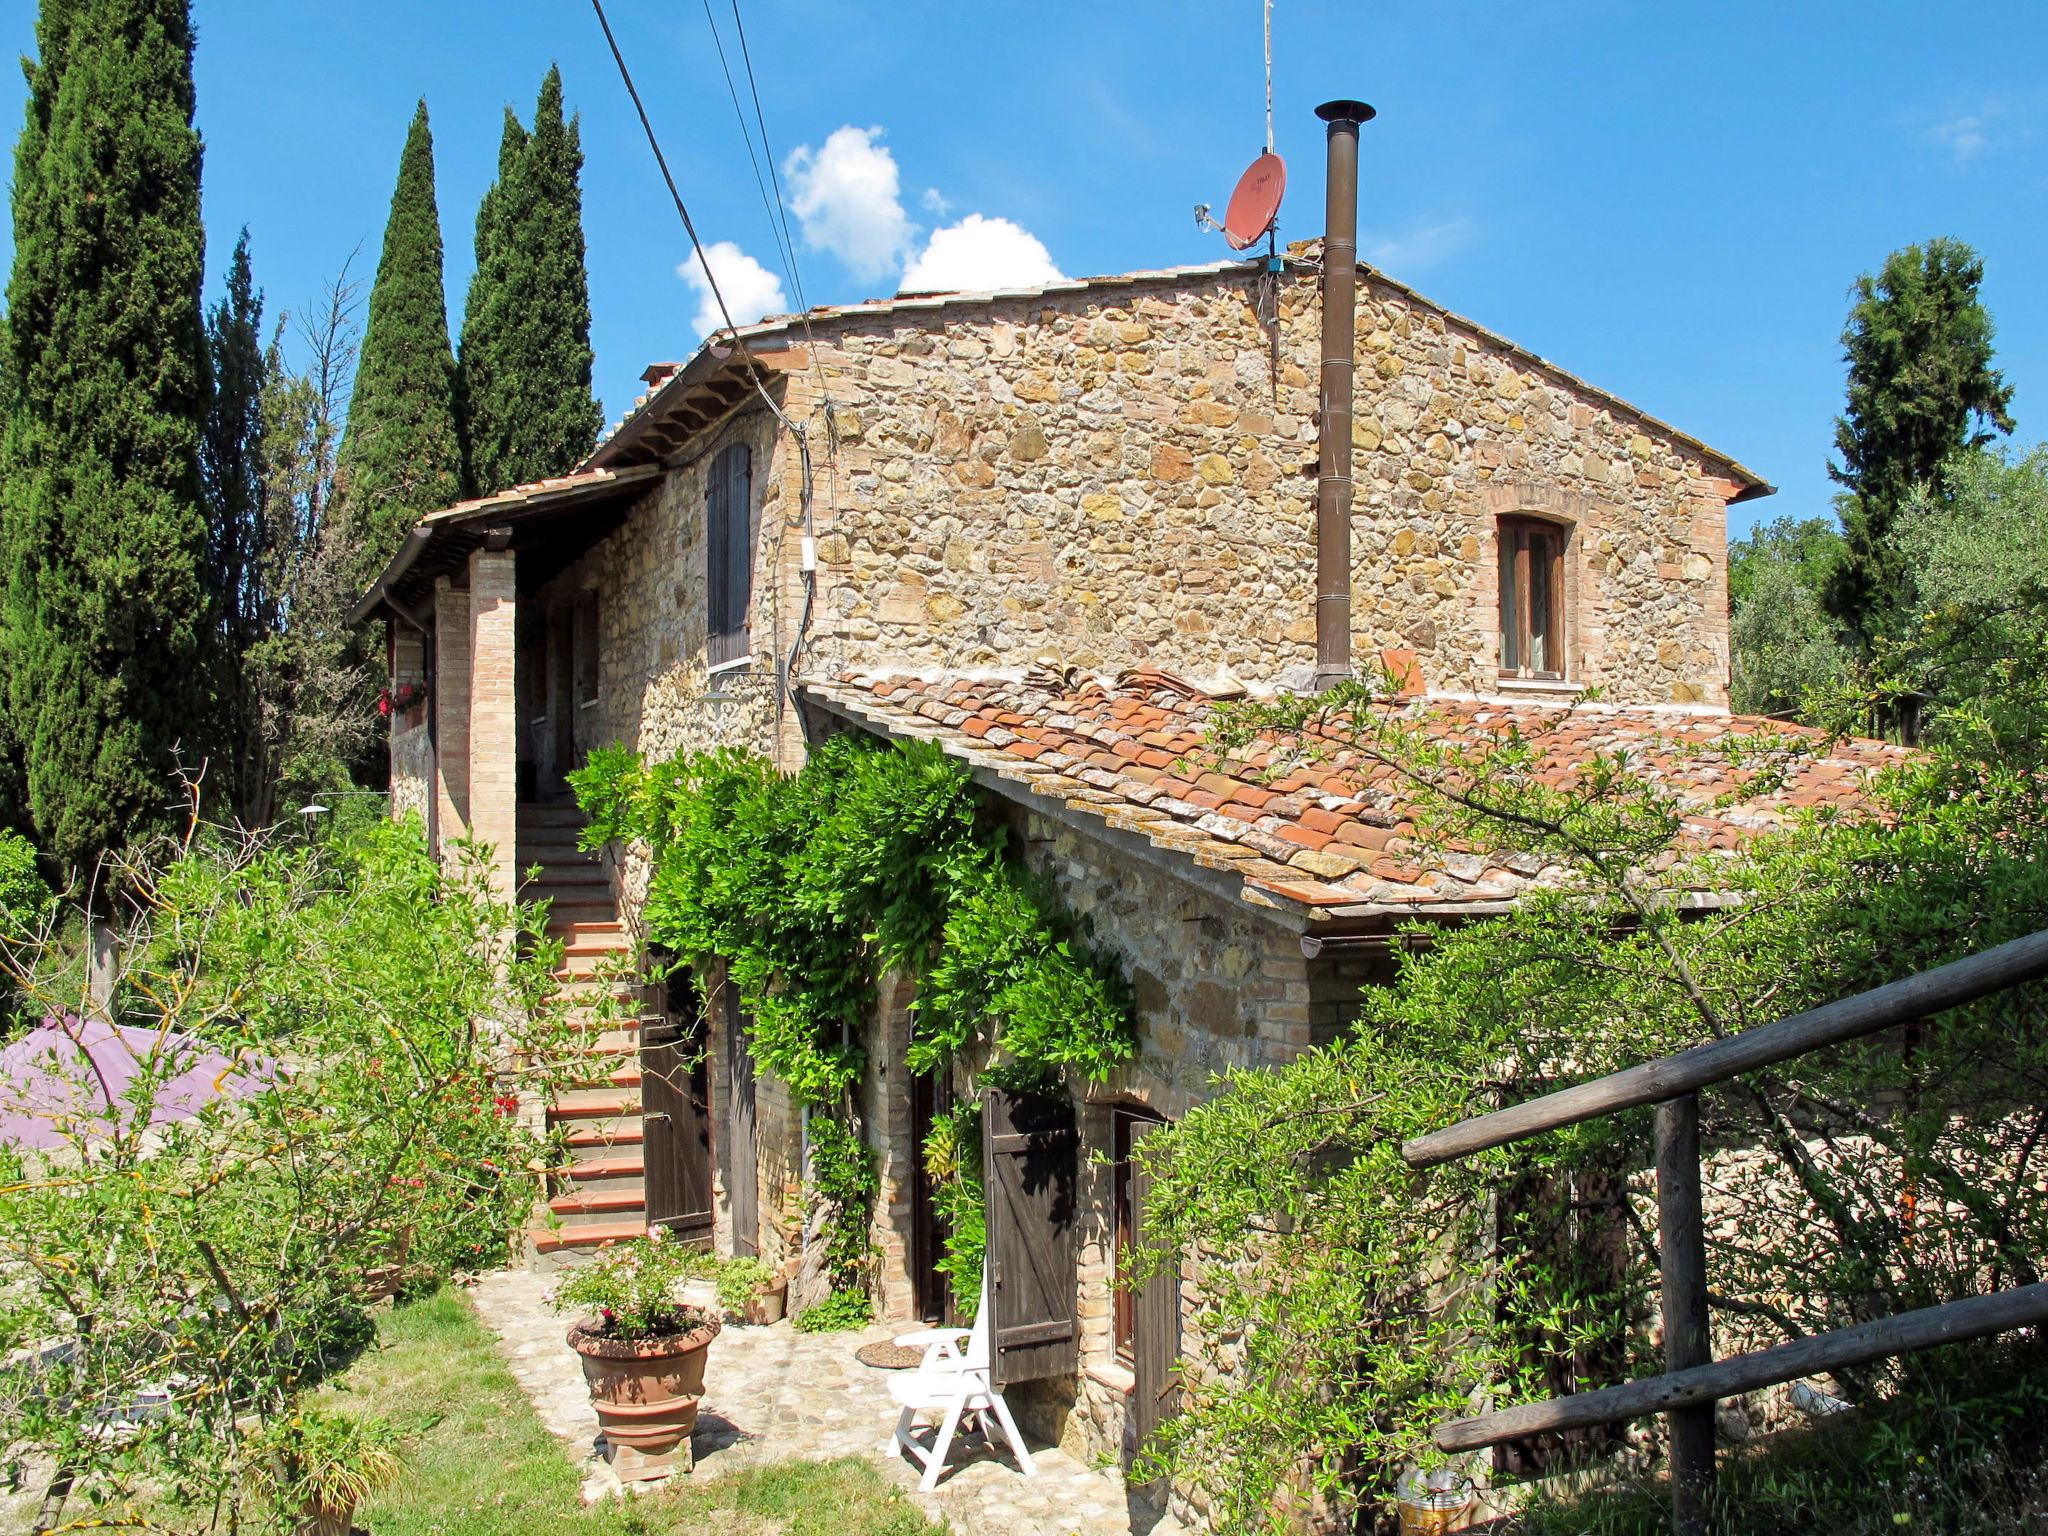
<box><xmin>432</xmin><ymin>579</ymin><xmax>471</xmax><ymax>853</ymax></box>
<box><xmin>468</xmin><ymin>547</ymin><xmax>520</xmax><ymax>907</ymax></box>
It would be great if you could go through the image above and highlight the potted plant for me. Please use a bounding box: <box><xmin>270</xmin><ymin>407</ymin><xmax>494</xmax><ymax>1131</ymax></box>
<box><xmin>548</xmin><ymin>1226</ymin><xmax>720</xmax><ymax>1480</ymax></box>
<box><xmin>715</xmin><ymin>1255</ymin><xmax>787</xmax><ymax>1325</ymax></box>
<box><xmin>247</xmin><ymin>1408</ymin><xmax>406</xmax><ymax>1536</ymax></box>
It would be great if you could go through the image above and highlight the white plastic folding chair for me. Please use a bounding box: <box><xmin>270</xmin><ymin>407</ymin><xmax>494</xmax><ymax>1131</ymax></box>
<box><xmin>887</xmin><ymin>1267</ymin><xmax>1035</xmax><ymax>1492</ymax></box>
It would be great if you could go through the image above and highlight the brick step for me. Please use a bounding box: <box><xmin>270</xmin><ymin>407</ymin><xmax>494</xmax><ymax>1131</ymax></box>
<box><xmin>529</xmin><ymin>1218</ymin><xmax>649</xmax><ymax>1257</ymax></box>
<box><xmin>518</xmin><ymin>804</ymin><xmax>588</xmax><ymax>829</ymax></box>
<box><xmin>548</xmin><ymin>1089</ymin><xmax>639</xmax><ymax>1120</ymax></box>
<box><xmin>564</xmin><ymin>1062</ymin><xmax>641</xmax><ymax>1090</ymax></box>
<box><xmin>554</xmin><ymin>935</ymin><xmax>633</xmax><ymax>968</ymax></box>
<box><xmin>545</xmin><ymin>906</ymin><xmax>621</xmax><ymax>933</ymax></box>
<box><xmin>565</xmin><ymin>1027</ymin><xmax>642</xmax><ymax>1058</ymax></box>
<box><xmin>548</xmin><ymin>1185</ymin><xmax>649</xmax><ymax>1224</ymax></box>
<box><xmin>563</xmin><ymin>1122</ymin><xmax>643</xmax><ymax>1151</ymax></box>
<box><xmin>522</xmin><ymin>867</ymin><xmax>611</xmax><ymax>893</ymax></box>
<box><xmin>563</xmin><ymin>1153</ymin><xmax>645</xmax><ymax>1183</ymax></box>
<box><xmin>555</xmin><ymin>972</ymin><xmax>644</xmax><ymax>996</ymax></box>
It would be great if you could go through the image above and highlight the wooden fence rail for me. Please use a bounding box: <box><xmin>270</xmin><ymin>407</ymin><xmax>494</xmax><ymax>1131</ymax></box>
<box><xmin>1402</xmin><ymin>925</ymin><xmax>2048</xmax><ymax>1169</ymax></box>
<box><xmin>1433</xmin><ymin>1281</ymin><xmax>2048</xmax><ymax>1453</ymax></box>
<box><xmin>1400</xmin><ymin>925</ymin><xmax>2048</xmax><ymax>1535</ymax></box>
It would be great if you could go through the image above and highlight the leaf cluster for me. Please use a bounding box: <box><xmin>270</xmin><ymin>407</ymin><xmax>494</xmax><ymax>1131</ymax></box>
<box><xmin>570</xmin><ymin>734</ymin><xmax>1136</xmax><ymax>1100</ymax></box>
<box><xmin>571</xmin><ymin>733</ymin><xmax>1136</xmax><ymax>1316</ymax></box>
<box><xmin>1136</xmin><ymin>688</ymin><xmax>2048</xmax><ymax>1529</ymax></box>
<box><xmin>0</xmin><ymin>815</ymin><xmax>576</xmax><ymax>1522</ymax></box>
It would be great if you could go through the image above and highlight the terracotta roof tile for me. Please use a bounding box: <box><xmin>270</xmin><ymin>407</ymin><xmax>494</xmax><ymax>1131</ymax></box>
<box><xmin>800</xmin><ymin>671</ymin><xmax>1906</xmax><ymax>917</ymax></box>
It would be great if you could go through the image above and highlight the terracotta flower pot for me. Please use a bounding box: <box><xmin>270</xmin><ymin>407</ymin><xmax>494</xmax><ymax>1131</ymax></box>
<box><xmin>567</xmin><ymin>1316</ymin><xmax>721</xmax><ymax>1479</ymax></box>
<box><xmin>742</xmin><ymin>1279</ymin><xmax>788</xmax><ymax>1326</ymax></box>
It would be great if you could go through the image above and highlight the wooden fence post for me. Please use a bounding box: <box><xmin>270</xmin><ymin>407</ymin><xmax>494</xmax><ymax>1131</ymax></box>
<box><xmin>1656</xmin><ymin>1092</ymin><xmax>1714</xmax><ymax>1535</ymax></box>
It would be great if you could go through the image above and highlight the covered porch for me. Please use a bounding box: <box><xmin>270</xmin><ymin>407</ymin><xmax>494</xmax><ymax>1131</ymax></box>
<box><xmin>351</xmin><ymin>464</ymin><xmax>662</xmax><ymax>903</ymax></box>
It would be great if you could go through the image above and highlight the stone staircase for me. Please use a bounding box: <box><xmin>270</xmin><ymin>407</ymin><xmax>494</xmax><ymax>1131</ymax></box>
<box><xmin>518</xmin><ymin>803</ymin><xmax>651</xmax><ymax>1269</ymax></box>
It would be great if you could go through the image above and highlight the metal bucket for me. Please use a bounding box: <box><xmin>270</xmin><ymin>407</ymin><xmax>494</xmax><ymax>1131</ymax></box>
<box><xmin>1396</xmin><ymin>1467</ymin><xmax>1475</xmax><ymax>1535</ymax></box>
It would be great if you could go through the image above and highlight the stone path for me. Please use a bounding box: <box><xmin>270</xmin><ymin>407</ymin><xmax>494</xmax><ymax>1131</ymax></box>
<box><xmin>468</xmin><ymin>1269</ymin><xmax>1185</xmax><ymax>1536</ymax></box>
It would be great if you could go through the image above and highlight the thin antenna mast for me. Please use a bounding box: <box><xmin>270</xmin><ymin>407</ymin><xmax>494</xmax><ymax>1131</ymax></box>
<box><xmin>1264</xmin><ymin>0</ymin><xmax>1275</xmax><ymax>154</ymax></box>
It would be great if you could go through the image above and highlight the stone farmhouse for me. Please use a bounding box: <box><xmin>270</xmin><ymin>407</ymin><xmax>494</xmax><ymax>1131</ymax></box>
<box><xmin>354</xmin><ymin>128</ymin><xmax>1905</xmax><ymax>1487</ymax></box>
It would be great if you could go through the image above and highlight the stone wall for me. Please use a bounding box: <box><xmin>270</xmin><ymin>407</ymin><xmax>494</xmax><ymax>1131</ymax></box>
<box><xmin>729</xmin><ymin>255</ymin><xmax>1744</xmax><ymax>704</ymax></box>
<box><xmin>546</xmin><ymin>406</ymin><xmax>800</xmax><ymax>783</ymax></box>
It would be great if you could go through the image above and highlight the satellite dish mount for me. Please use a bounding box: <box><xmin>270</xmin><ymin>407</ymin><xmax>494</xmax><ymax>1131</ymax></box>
<box><xmin>1197</xmin><ymin>151</ymin><xmax>1288</xmax><ymax>263</ymax></box>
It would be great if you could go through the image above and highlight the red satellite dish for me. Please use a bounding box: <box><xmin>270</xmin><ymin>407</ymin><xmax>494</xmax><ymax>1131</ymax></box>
<box><xmin>1222</xmin><ymin>152</ymin><xmax>1286</xmax><ymax>250</ymax></box>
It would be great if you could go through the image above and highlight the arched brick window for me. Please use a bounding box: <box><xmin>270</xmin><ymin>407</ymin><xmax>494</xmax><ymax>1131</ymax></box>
<box><xmin>1499</xmin><ymin>516</ymin><xmax>1566</xmax><ymax>679</ymax></box>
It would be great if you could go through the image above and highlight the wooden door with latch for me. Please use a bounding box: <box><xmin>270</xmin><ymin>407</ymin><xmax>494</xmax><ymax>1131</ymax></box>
<box><xmin>983</xmin><ymin>1085</ymin><xmax>1079</xmax><ymax>1386</ymax></box>
<box><xmin>641</xmin><ymin>979</ymin><xmax>714</xmax><ymax>1248</ymax></box>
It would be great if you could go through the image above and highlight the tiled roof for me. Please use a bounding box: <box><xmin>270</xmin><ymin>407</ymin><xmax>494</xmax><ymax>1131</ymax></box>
<box><xmin>800</xmin><ymin>671</ymin><xmax>1909</xmax><ymax>922</ymax></box>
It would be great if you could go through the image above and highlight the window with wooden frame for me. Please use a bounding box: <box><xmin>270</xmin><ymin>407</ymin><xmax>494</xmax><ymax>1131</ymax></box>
<box><xmin>1498</xmin><ymin>517</ymin><xmax>1566</xmax><ymax>679</ymax></box>
<box><xmin>1113</xmin><ymin>1106</ymin><xmax>1163</xmax><ymax>1364</ymax></box>
<box><xmin>706</xmin><ymin>441</ymin><xmax>753</xmax><ymax>667</ymax></box>
<box><xmin>574</xmin><ymin>594</ymin><xmax>600</xmax><ymax>706</ymax></box>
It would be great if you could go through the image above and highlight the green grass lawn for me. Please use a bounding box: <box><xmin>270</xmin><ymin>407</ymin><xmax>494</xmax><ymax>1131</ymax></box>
<box><xmin>314</xmin><ymin>1286</ymin><xmax>931</xmax><ymax>1536</ymax></box>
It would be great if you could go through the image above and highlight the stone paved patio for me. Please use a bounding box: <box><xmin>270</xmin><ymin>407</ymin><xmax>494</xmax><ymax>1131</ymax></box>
<box><xmin>467</xmin><ymin>1268</ymin><xmax>1186</xmax><ymax>1536</ymax></box>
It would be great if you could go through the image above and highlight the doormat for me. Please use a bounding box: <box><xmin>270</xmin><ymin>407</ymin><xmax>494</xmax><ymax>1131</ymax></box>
<box><xmin>855</xmin><ymin>1341</ymin><xmax>925</xmax><ymax>1370</ymax></box>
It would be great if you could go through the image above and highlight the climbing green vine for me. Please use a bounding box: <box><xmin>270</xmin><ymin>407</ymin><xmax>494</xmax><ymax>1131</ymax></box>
<box><xmin>569</xmin><ymin>733</ymin><xmax>1135</xmax><ymax>1308</ymax></box>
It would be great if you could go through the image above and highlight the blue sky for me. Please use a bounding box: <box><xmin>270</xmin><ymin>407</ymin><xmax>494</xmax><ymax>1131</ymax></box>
<box><xmin>5</xmin><ymin>0</ymin><xmax>2044</xmax><ymax>536</ymax></box>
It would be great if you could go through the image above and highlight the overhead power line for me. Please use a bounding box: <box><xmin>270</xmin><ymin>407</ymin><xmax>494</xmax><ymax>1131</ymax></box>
<box><xmin>589</xmin><ymin>0</ymin><xmax>755</xmax><ymax>350</ymax></box>
<box><xmin>700</xmin><ymin>0</ymin><xmax>807</xmax><ymax>316</ymax></box>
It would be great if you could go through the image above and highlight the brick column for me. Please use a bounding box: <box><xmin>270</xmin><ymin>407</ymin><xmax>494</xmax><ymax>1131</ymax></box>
<box><xmin>468</xmin><ymin>547</ymin><xmax>520</xmax><ymax>907</ymax></box>
<box><xmin>432</xmin><ymin>579</ymin><xmax>471</xmax><ymax>853</ymax></box>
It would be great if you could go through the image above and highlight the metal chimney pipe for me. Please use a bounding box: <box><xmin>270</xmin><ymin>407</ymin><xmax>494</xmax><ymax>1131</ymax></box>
<box><xmin>1313</xmin><ymin>98</ymin><xmax>1375</xmax><ymax>692</ymax></box>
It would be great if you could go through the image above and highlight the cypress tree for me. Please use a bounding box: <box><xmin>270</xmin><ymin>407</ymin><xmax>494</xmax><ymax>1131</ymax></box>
<box><xmin>338</xmin><ymin>100</ymin><xmax>462</xmax><ymax>586</ymax></box>
<box><xmin>1825</xmin><ymin>239</ymin><xmax>2015</xmax><ymax>645</ymax></box>
<box><xmin>202</xmin><ymin>230</ymin><xmax>275</xmax><ymax>824</ymax></box>
<box><xmin>0</xmin><ymin>0</ymin><xmax>211</xmax><ymax>871</ymax></box>
<box><xmin>456</xmin><ymin>107</ymin><xmax>528</xmax><ymax>493</ymax></box>
<box><xmin>458</xmin><ymin>66</ymin><xmax>602</xmax><ymax>497</ymax></box>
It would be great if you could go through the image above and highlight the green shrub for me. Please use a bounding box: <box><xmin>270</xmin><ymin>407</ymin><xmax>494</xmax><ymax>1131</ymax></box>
<box><xmin>546</xmin><ymin>1227</ymin><xmax>714</xmax><ymax>1340</ymax></box>
<box><xmin>794</xmin><ymin>1289</ymin><xmax>874</xmax><ymax>1334</ymax></box>
<box><xmin>809</xmin><ymin>1114</ymin><xmax>880</xmax><ymax>1284</ymax></box>
<box><xmin>1514</xmin><ymin>1338</ymin><xmax>2048</xmax><ymax>1536</ymax></box>
<box><xmin>246</xmin><ymin>1407</ymin><xmax>406</xmax><ymax>1520</ymax></box>
<box><xmin>0</xmin><ymin>816</ymin><xmax>575</xmax><ymax>1517</ymax></box>
<box><xmin>715</xmin><ymin>1255</ymin><xmax>776</xmax><ymax>1314</ymax></box>
<box><xmin>569</xmin><ymin>734</ymin><xmax>1137</xmax><ymax>1308</ymax></box>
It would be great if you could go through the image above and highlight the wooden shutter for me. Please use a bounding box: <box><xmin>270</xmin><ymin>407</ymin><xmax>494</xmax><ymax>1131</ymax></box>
<box><xmin>641</xmin><ymin>980</ymin><xmax>714</xmax><ymax>1248</ymax></box>
<box><xmin>706</xmin><ymin>442</ymin><xmax>752</xmax><ymax>667</ymax></box>
<box><xmin>983</xmin><ymin>1086</ymin><xmax>1079</xmax><ymax>1386</ymax></box>
<box><xmin>1128</xmin><ymin>1117</ymin><xmax>1182</xmax><ymax>1471</ymax></box>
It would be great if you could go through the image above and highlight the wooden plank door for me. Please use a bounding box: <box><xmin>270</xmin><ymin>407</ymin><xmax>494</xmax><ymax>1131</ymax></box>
<box><xmin>724</xmin><ymin>982</ymin><xmax>759</xmax><ymax>1258</ymax></box>
<box><xmin>642</xmin><ymin>986</ymin><xmax>713</xmax><ymax>1248</ymax></box>
<box><xmin>1127</xmin><ymin>1117</ymin><xmax>1181</xmax><ymax>1471</ymax></box>
<box><xmin>983</xmin><ymin>1086</ymin><xmax>1079</xmax><ymax>1386</ymax></box>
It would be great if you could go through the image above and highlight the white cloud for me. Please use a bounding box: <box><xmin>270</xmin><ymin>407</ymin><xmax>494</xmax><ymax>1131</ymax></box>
<box><xmin>677</xmin><ymin>240</ymin><xmax>788</xmax><ymax>338</ymax></box>
<box><xmin>1362</xmin><ymin>217</ymin><xmax>1473</xmax><ymax>275</ymax></box>
<box><xmin>1930</xmin><ymin>111</ymin><xmax>1994</xmax><ymax>166</ymax></box>
<box><xmin>784</xmin><ymin>126</ymin><xmax>915</xmax><ymax>281</ymax></box>
<box><xmin>921</xmin><ymin>187</ymin><xmax>953</xmax><ymax>217</ymax></box>
<box><xmin>900</xmin><ymin>214</ymin><xmax>1064</xmax><ymax>295</ymax></box>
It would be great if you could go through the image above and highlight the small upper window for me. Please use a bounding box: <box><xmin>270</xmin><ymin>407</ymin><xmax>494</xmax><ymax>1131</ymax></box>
<box><xmin>706</xmin><ymin>442</ymin><xmax>753</xmax><ymax>667</ymax></box>
<box><xmin>1499</xmin><ymin>517</ymin><xmax>1565</xmax><ymax>679</ymax></box>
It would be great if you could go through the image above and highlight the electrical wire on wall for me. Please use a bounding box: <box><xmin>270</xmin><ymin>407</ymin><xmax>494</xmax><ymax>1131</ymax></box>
<box><xmin>589</xmin><ymin>0</ymin><xmax>841</xmax><ymax>743</ymax></box>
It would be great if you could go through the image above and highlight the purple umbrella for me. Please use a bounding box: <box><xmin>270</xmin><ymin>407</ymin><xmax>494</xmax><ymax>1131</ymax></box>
<box><xmin>0</xmin><ymin>1014</ymin><xmax>278</xmax><ymax>1151</ymax></box>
